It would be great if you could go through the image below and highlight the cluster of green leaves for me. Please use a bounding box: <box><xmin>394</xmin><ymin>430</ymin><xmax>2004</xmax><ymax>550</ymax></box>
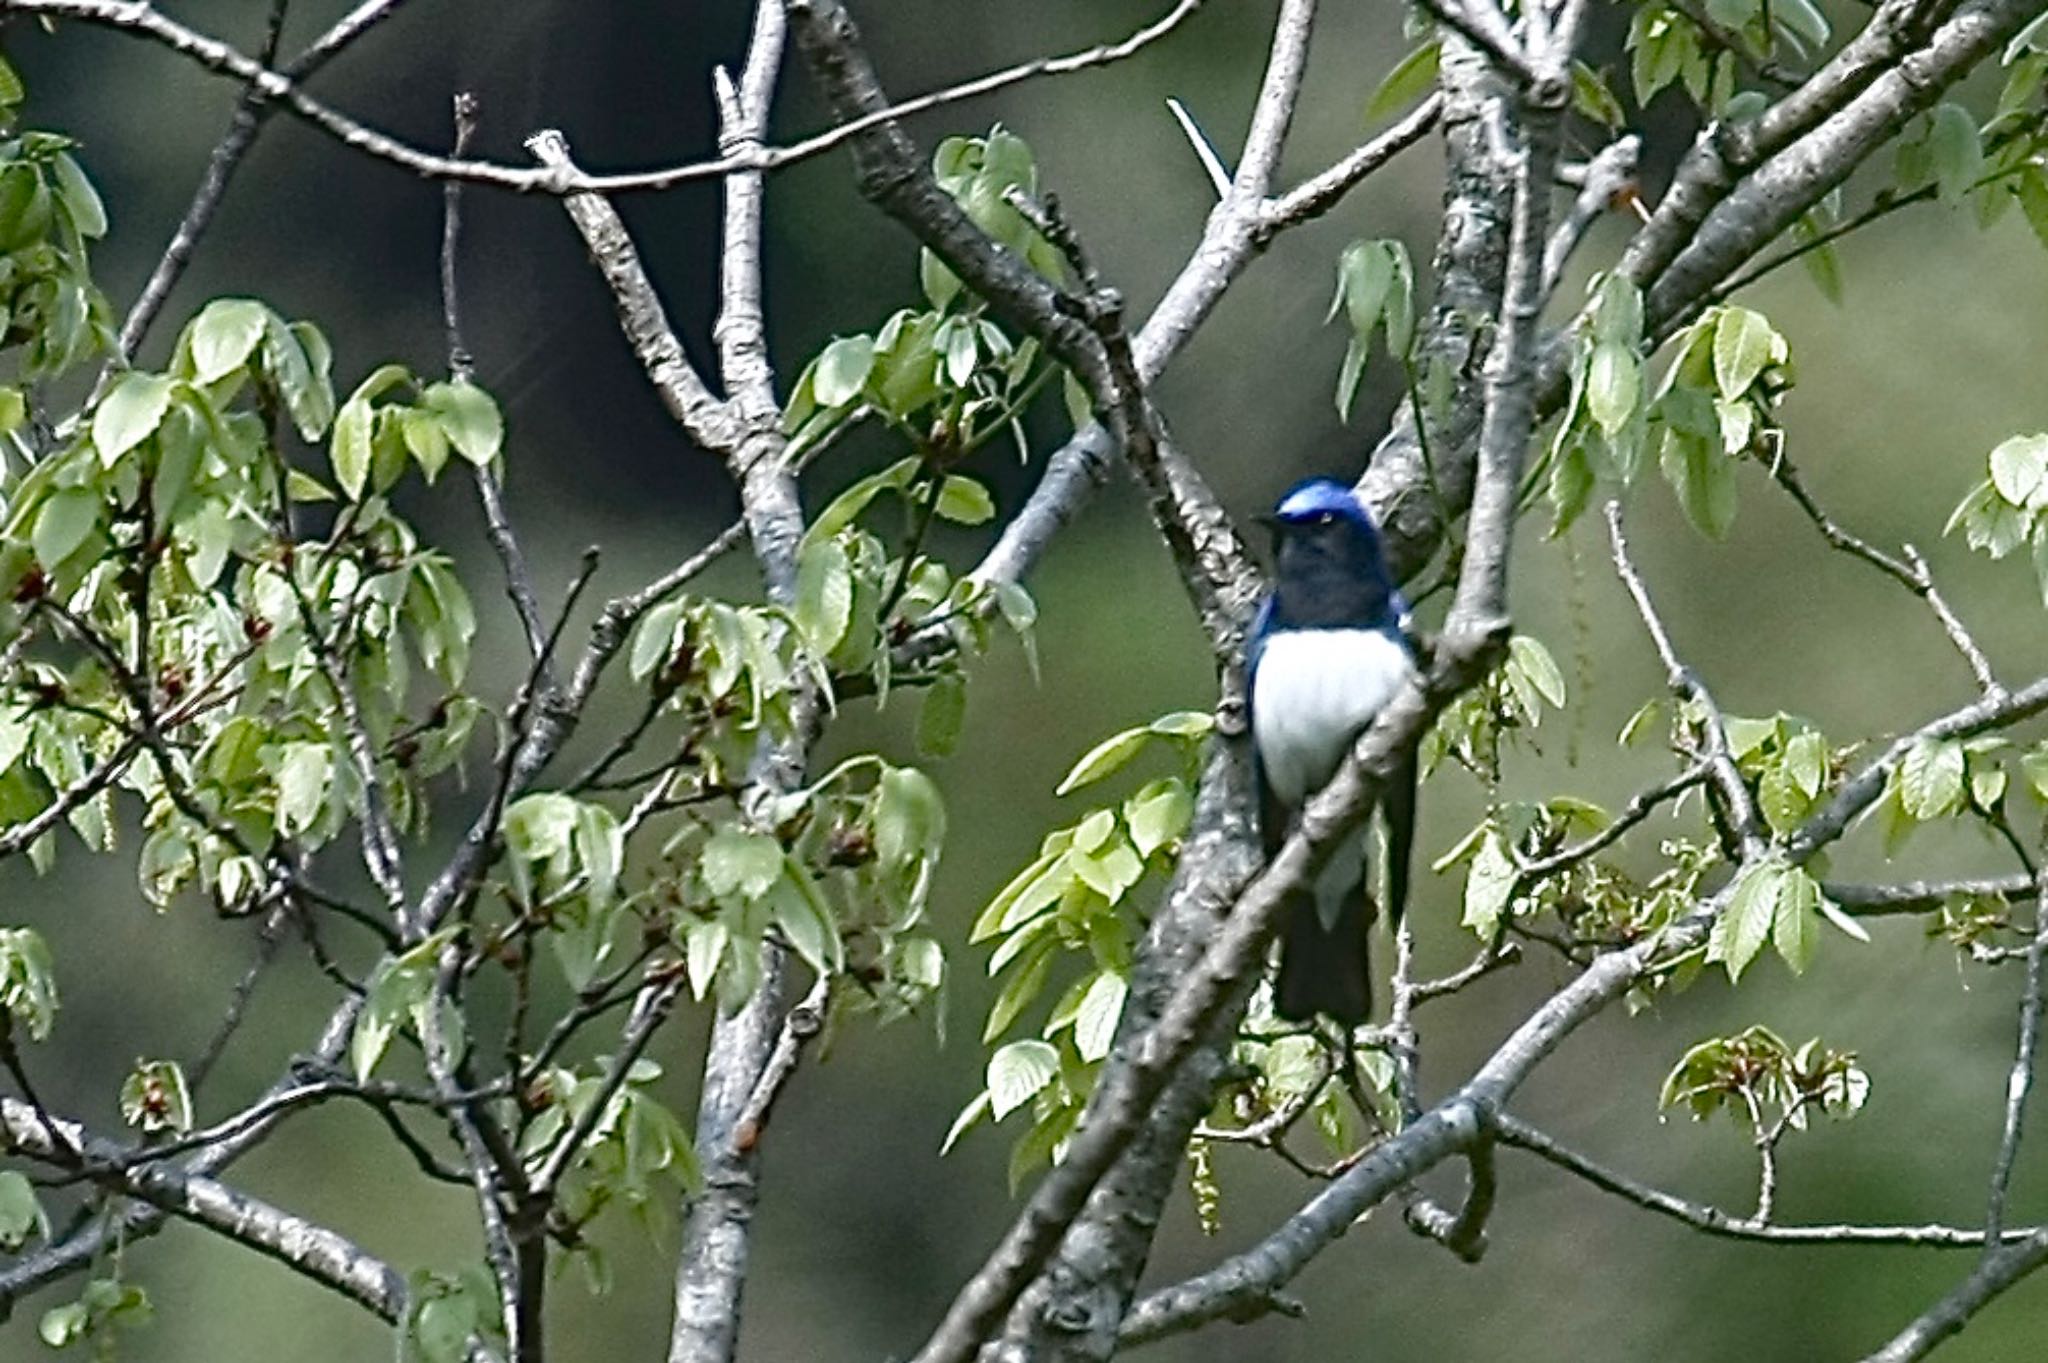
<box><xmin>1436</xmin><ymin>795</ymin><xmax>1711</xmax><ymax>951</ymax></box>
<box><xmin>1</xmin><ymin>295</ymin><xmax>492</xmax><ymax>914</ymax></box>
<box><xmin>0</xmin><ymin>925</ymin><xmax>57</xmax><ymax>1039</ymax></box>
<box><xmin>405</xmin><ymin>1265</ymin><xmax>504</xmax><ymax>1363</ymax></box>
<box><xmin>324</xmin><ymin>357</ymin><xmax>503</xmax><ymax>501</ymax></box>
<box><xmin>519</xmin><ymin>1058</ymin><xmax>698</xmax><ymax>1253</ymax></box>
<box><xmin>790</xmin><ymin>460</ymin><xmax>1038</xmax><ymax>725</ymax></box>
<box><xmin>37</xmin><ymin>1277</ymin><xmax>152</xmax><ymax>1355</ymax></box>
<box><xmin>1626</xmin><ymin>0</ymin><xmax>1828</xmax><ymax>115</ymax></box>
<box><xmin>783</xmin><ymin>126</ymin><xmax>1073</xmax><ymax>464</ymax></box>
<box><xmin>946</xmin><ymin>710</ymin><xmax>1210</xmax><ymax>1188</ymax></box>
<box><xmin>1949</xmin><ymin>433</ymin><xmax>2048</xmax><ymax>603</ymax></box>
<box><xmin>1660</xmin><ymin>1024</ymin><xmax>1869</xmax><ymax>1129</ymax></box>
<box><xmin>0</xmin><ymin>92</ymin><xmax>111</xmax><ymax>401</ymax></box>
<box><xmin>1872</xmin><ymin>729</ymin><xmax>2048</xmax><ymax>857</ymax></box>
<box><xmin>1705</xmin><ymin>857</ymin><xmax>1854</xmax><ymax>982</ymax></box>
<box><xmin>1326</xmin><ymin>237</ymin><xmax>1416</xmax><ymax>421</ymax></box>
<box><xmin>1420</xmin><ymin>633</ymin><xmax>1568</xmax><ymax>785</ymax></box>
<box><xmin>1545</xmin><ymin>280</ymin><xmax>1790</xmax><ymax>540</ymax></box>
<box><xmin>1206</xmin><ymin>997</ymin><xmax>1399</xmax><ymax>1161</ymax></box>
<box><xmin>666</xmin><ymin>758</ymin><xmax>949</xmax><ymax>1022</ymax></box>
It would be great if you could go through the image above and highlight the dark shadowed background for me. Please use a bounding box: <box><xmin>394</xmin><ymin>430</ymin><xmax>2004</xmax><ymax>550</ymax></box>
<box><xmin>8</xmin><ymin>1</ymin><xmax>2048</xmax><ymax>1358</ymax></box>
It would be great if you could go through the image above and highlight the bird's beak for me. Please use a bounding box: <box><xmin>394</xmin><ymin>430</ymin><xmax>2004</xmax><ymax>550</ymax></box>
<box><xmin>1253</xmin><ymin>512</ymin><xmax>1281</xmax><ymax>530</ymax></box>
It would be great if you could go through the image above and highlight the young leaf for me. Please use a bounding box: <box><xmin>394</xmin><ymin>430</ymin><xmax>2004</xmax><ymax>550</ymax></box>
<box><xmin>1772</xmin><ymin>865</ymin><xmax>1819</xmax><ymax>974</ymax></box>
<box><xmin>186</xmin><ymin>299</ymin><xmax>270</xmax><ymax>383</ymax></box>
<box><xmin>917</xmin><ymin>672</ymin><xmax>968</xmax><ymax>757</ymax></box>
<box><xmin>1365</xmin><ymin>40</ymin><xmax>1441</xmax><ymax>120</ymax></box>
<box><xmin>794</xmin><ymin>538</ymin><xmax>854</xmax><ymax>655</ymax></box>
<box><xmin>91</xmin><ymin>371</ymin><xmax>174</xmax><ymax>463</ymax></box>
<box><xmin>936</xmin><ymin>475</ymin><xmax>995</xmax><ymax>525</ymax></box>
<box><xmin>987</xmin><ymin>1039</ymin><xmax>1059</xmax><ymax>1119</ymax></box>
<box><xmin>1708</xmin><ymin>860</ymin><xmax>1780</xmax><ymax>981</ymax></box>
<box><xmin>1660</xmin><ymin>428</ymin><xmax>1738</xmax><ymax>539</ymax></box>
<box><xmin>1071</xmin><ymin>971</ymin><xmax>1127</xmax><ymax>1062</ymax></box>
<box><xmin>1055</xmin><ymin>725</ymin><xmax>1151</xmax><ymax>796</ymax></box>
<box><xmin>1711</xmin><ymin>307</ymin><xmax>1776</xmax><ymax>400</ymax></box>
<box><xmin>421</xmin><ymin>379</ymin><xmax>504</xmax><ymax>465</ymax></box>
<box><xmin>813</xmin><ymin>335</ymin><xmax>876</xmax><ymax>408</ymax></box>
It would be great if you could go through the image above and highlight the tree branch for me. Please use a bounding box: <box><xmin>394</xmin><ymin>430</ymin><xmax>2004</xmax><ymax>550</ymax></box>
<box><xmin>0</xmin><ymin>0</ymin><xmax>1211</xmax><ymax>195</ymax></box>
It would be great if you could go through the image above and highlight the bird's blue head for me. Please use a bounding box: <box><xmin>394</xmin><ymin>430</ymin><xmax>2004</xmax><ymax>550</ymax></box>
<box><xmin>1262</xmin><ymin>477</ymin><xmax>1403</xmax><ymax>630</ymax></box>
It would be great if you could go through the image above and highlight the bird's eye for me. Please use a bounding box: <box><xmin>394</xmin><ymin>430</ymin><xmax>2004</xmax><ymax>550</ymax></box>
<box><xmin>1313</xmin><ymin>511</ymin><xmax>1337</xmax><ymax>525</ymax></box>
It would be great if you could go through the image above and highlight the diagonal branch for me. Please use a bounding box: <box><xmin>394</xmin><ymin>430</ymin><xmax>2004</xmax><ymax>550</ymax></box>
<box><xmin>112</xmin><ymin>0</ymin><xmax>416</xmax><ymax>362</ymax></box>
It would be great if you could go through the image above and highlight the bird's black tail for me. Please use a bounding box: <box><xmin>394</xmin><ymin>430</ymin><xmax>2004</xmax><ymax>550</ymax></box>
<box><xmin>1274</xmin><ymin>889</ymin><xmax>1373</xmax><ymax>1024</ymax></box>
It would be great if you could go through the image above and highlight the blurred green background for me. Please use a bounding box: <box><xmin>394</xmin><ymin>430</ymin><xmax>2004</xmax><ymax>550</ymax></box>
<box><xmin>8</xmin><ymin>1</ymin><xmax>2048</xmax><ymax>1358</ymax></box>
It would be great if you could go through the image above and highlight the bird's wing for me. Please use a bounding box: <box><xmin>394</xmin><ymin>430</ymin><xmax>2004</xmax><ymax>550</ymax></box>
<box><xmin>1245</xmin><ymin>595</ymin><xmax>1288</xmax><ymax>857</ymax></box>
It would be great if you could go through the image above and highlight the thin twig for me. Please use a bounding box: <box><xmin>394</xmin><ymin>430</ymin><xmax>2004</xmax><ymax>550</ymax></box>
<box><xmin>1494</xmin><ymin>1112</ymin><xmax>2038</xmax><ymax>1247</ymax></box>
<box><xmin>1983</xmin><ymin>866</ymin><xmax>2048</xmax><ymax>1247</ymax></box>
<box><xmin>1766</xmin><ymin>454</ymin><xmax>2000</xmax><ymax>694</ymax></box>
<box><xmin>10</xmin><ymin>0</ymin><xmax>1207</xmax><ymax>197</ymax></box>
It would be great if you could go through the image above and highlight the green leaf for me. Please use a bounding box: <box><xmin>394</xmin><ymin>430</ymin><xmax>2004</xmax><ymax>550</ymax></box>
<box><xmin>1990</xmin><ymin>434</ymin><xmax>2048</xmax><ymax>509</ymax></box>
<box><xmin>32</xmin><ymin>487</ymin><xmax>98</xmax><ymax>568</ymax></box>
<box><xmin>1708</xmin><ymin>860</ymin><xmax>1779</xmax><ymax>982</ymax></box>
<box><xmin>917</xmin><ymin>671</ymin><xmax>967</xmax><ymax>757</ymax></box>
<box><xmin>92</xmin><ymin>371</ymin><xmax>173</xmax><ymax>463</ymax></box>
<box><xmin>119</xmin><ymin>1059</ymin><xmax>194</xmax><ymax>1134</ymax></box>
<box><xmin>403</xmin><ymin>407</ymin><xmax>452</xmax><ymax>482</ymax></box>
<box><xmin>1586</xmin><ymin>342</ymin><xmax>1640</xmax><ymax>435</ymax></box>
<box><xmin>1660</xmin><ymin>428</ymin><xmax>1737</xmax><ymax>539</ymax></box>
<box><xmin>1900</xmin><ymin>738</ymin><xmax>1966</xmax><ymax>821</ymax></box>
<box><xmin>1772</xmin><ymin>865</ymin><xmax>1818</xmax><ymax>974</ymax></box>
<box><xmin>1332</xmin><ymin>239</ymin><xmax>1397</xmax><ymax>340</ymax></box>
<box><xmin>1570</xmin><ymin>61</ymin><xmax>1626</xmax><ymax>128</ymax></box>
<box><xmin>1071</xmin><ymin>971</ymin><xmax>1126</xmax><ymax>1062</ymax></box>
<box><xmin>942</xmin><ymin>1091</ymin><xmax>992</xmax><ymax>1155</ymax></box>
<box><xmin>985</xmin><ymin>939</ymin><xmax>1055</xmax><ymax>1041</ymax></box>
<box><xmin>813</xmin><ymin>335</ymin><xmax>876</xmax><ymax>408</ymax></box>
<box><xmin>2017</xmin><ymin>167</ymin><xmax>2048</xmax><ymax>252</ymax></box>
<box><xmin>272</xmin><ymin>741</ymin><xmax>333</xmax><ymax>836</ymax></box>
<box><xmin>1508</xmin><ymin>635</ymin><xmax>1567</xmax><ymax>708</ymax></box>
<box><xmin>50</xmin><ymin>151</ymin><xmax>106</xmax><ymax>238</ymax></box>
<box><xmin>186</xmin><ymin>298</ymin><xmax>269</xmax><ymax>383</ymax></box>
<box><xmin>874</xmin><ymin>765</ymin><xmax>946</xmax><ymax>872</ymax></box>
<box><xmin>1334</xmin><ymin>337</ymin><xmax>1368</xmax><ymax>423</ymax></box>
<box><xmin>701</xmin><ymin>826</ymin><xmax>785</xmax><ymax>900</ymax></box>
<box><xmin>987</xmin><ymin>1039</ymin><xmax>1059</xmax><ymax>1120</ymax></box>
<box><xmin>1548</xmin><ymin>441</ymin><xmax>1594</xmax><ymax>536</ymax></box>
<box><xmin>1711</xmin><ymin>307</ymin><xmax>1776</xmax><ymax>400</ymax></box>
<box><xmin>1055</xmin><ymin>725</ymin><xmax>1151</xmax><ymax>796</ymax></box>
<box><xmin>920</xmin><ymin>248</ymin><xmax>961</xmax><ymax>310</ymax></box>
<box><xmin>331</xmin><ymin>397</ymin><xmax>373</xmax><ymax>500</ymax></box>
<box><xmin>1926</xmin><ymin>103</ymin><xmax>1984</xmax><ymax>207</ymax></box>
<box><xmin>770</xmin><ymin>860</ymin><xmax>841</xmax><ymax>976</ymax></box>
<box><xmin>1124</xmin><ymin>778</ymin><xmax>1192</xmax><ymax>858</ymax></box>
<box><xmin>1365</xmin><ymin>40</ymin><xmax>1441</xmax><ymax>120</ymax></box>
<box><xmin>793</xmin><ymin>538</ymin><xmax>853</xmax><ymax>655</ymax></box>
<box><xmin>1461</xmin><ymin>831</ymin><xmax>1518</xmax><ymax>938</ymax></box>
<box><xmin>936</xmin><ymin>475</ymin><xmax>995</xmax><ymax>525</ymax></box>
<box><xmin>0</xmin><ymin>1170</ymin><xmax>45</xmax><ymax>1251</ymax></box>
<box><xmin>683</xmin><ymin>920</ymin><xmax>728</xmax><ymax>1001</ymax></box>
<box><xmin>806</xmin><ymin>457</ymin><xmax>919</xmax><ymax>544</ymax></box>
<box><xmin>1062</xmin><ymin>370</ymin><xmax>1093</xmax><ymax>430</ymax></box>
<box><xmin>421</xmin><ymin>379</ymin><xmax>504</xmax><ymax>465</ymax></box>
<box><xmin>1148</xmin><ymin>711</ymin><xmax>1214</xmax><ymax>739</ymax></box>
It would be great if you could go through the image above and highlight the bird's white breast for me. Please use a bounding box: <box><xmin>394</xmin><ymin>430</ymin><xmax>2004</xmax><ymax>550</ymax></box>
<box><xmin>1251</xmin><ymin>628</ymin><xmax>1415</xmax><ymax>806</ymax></box>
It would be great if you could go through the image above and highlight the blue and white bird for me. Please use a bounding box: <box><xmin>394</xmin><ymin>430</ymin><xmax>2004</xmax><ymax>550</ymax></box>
<box><xmin>1247</xmin><ymin>477</ymin><xmax>1419</xmax><ymax>1023</ymax></box>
